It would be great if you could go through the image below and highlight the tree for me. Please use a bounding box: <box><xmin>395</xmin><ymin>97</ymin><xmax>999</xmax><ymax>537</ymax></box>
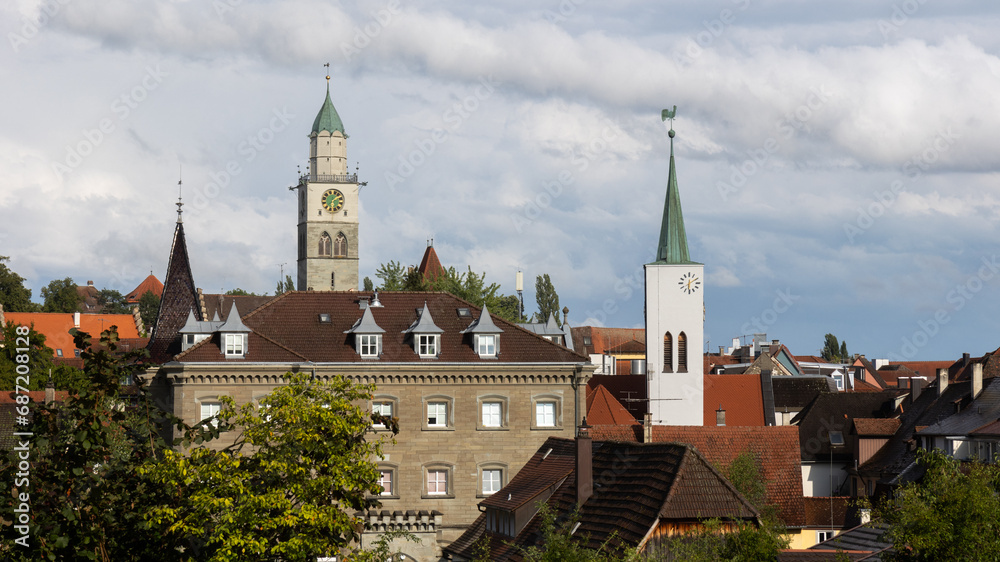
<box><xmin>0</xmin><ymin>321</ymin><xmax>87</xmax><ymax>392</ymax></box>
<box><xmin>877</xmin><ymin>449</ymin><xmax>1000</xmax><ymax>561</ymax></box>
<box><xmin>97</xmin><ymin>289</ymin><xmax>131</xmax><ymax>315</ymax></box>
<box><xmin>137</xmin><ymin>290</ymin><xmax>159</xmax><ymax>334</ymax></box>
<box><xmin>40</xmin><ymin>277</ymin><xmax>81</xmax><ymax>313</ymax></box>
<box><xmin>374</xmin><ymin>260</ymin><xmax>406</xmax><ymax>291</ymax></box>
<box><xmin>362</xmin><ymin>277</ymin><xmax>374</xmax><ymax>292</ymax></box>
<box><xmin>225</xmin><ymin>288</ymin><xmax>261</xmax><ymax>296</ymax></box>
<box><xmin>821</xmin><ymin>333</ymin><xmax>848</xmax><ymax>362</ymax></box>
<box><xmin>534</xmin><ymin>274</ymin><xmax>561</xmax><ymax>326</ymax></box>
<box><xmin>141</xmin><ymin>372</ymin><xmax>398</xmax><ymax>561</ymax></box>
<box><xmin>275</xmin><ymin>275</ymin><xmax>295</xmax><ymax>295</ymax></box>
<box><xmin>0</xmin><ymin>256</ymin><xmax>37</xmax><ymax>312</ymax></box>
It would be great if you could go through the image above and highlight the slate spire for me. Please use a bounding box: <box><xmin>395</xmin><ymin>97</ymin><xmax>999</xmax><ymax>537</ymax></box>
<box><xmin>654</xmin><ymin>109</ymin><xmax>692</xmax><ymax>264</ymax></box>
<box><xmin>148</xmin><ymin>214</ymin><xmax>202</xmax><ymax>362</ymax></box>
<box><xmin>311</xmin><ymin>82</ymin><xmax>346</xmax><ymax>137</ymax></box>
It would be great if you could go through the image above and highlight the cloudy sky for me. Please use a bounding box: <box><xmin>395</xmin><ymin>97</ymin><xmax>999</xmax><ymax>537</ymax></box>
<box><xmin>3</xmin><ymin>0</ymin><xmax>1000</xmax><ymax>361</ymax></box>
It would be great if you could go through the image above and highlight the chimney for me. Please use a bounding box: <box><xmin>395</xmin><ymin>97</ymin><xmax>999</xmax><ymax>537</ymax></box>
<box><xmin>45</xmin><ymin>372</ymin><xmax>55</xmax><ymax>405</ymax></box>
<box><xmin>962</xmin><ymin>353</ymin><xmax>971</xmax><ymax>367</ymax></box>
<box><xmin>643</xmin><ymin>412</ymin><xmax>652</xmax><ymax>444</ymax></box>
<box><xmin>719</xmin><ymin>346</ymin><xmax>725</xmax><ymax>354</ymax></box>
<box><xmin>73</xmin><ymin>311</ymin><xmax>81</xmax><ymax>328</ymax></box>
<box><xmin>716</xmin><ymin>405</ymin><xmax>726</xmax><ymax>427</ymax></box>
<box><xmin>937</xmin><ymin>368</ymin><xmax>949</xmax><ymax>397</ymax></box>
<box><xmin>911</xmin><ymin>378</ymin><xmax>922</xmax><ymax>401</ymax></box>
<box><xmin>576</xmin><ymin>419</ymin><xmax>593</xmax><ymax>508</ymax></box>
<box><xmin>972</xmin><ymin>363</ymin><xmax>983</xmax><ymax>400</ymax></box>
<box><xmin>897</xmin><ymin>378</ymin><xmax>909</xmax><ymax>389</ymax></box>
<box><xmin>87</xmin><ymin>280</ymin><xmax>94</xmax><ymax>287</ymax></box>
<box><xmin>562</xmin><ymin>306</ymin><xmax>569</xmax><ymax>326</ymax></box>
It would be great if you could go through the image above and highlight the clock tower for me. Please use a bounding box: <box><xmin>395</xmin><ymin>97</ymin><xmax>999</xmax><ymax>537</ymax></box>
<box><xmin>294</xmin><ymin>78</ymin><xmax>360</xmax><ymax>291</ymax></box>
<box><xmin>645</xmin><ymin>108</ymin><xmax>704</xmax><ymax>425</ymax></box>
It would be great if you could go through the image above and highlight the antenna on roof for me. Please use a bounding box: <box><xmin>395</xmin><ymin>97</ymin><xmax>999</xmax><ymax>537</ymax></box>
<box><xmin>176</xmin><ymin>164</ymin><xmax>184</xmax><ymax>223</ymax></box>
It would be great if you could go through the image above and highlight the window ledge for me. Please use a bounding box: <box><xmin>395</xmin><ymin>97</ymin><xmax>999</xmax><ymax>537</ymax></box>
<box><xmin>477</xmin><ymin>426</ymin><xmax>510</xmax><ymax>432</ymax></box>
<box><xmin>531</xmin><ymin>426</ymin><xmax>564</xmax><ymax>431</ymax></box>
<box><xmin>421</xmin><ymin>494</ymin><xmax>455</xmax><ymax>500</ymax></box>
<box><xmin>422</xmin><ymin>426</ymin><xmax>455</xmax><ymax>431</ymax></box>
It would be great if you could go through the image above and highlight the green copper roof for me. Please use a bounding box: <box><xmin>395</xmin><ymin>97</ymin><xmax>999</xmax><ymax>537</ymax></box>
<box><xmin>652</xmin><ymin>129</ymin><xmax>697</xmax><ymax>265</ymax></box>
<box><xmin>311</xmin><ymin>84</ymin><xmax>346</xmax><ymax>136</ymax></box>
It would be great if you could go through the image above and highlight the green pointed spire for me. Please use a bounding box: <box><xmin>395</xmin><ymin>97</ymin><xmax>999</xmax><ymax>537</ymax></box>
<box><xmin>653</xmin><ymin>111</ymin><xmax>696</xmax><ymax>264</ymax></box>
<box><xmin>311</xmin><ymin>83</ymin><xmax>347</xmax><ymax>136</ymax></box>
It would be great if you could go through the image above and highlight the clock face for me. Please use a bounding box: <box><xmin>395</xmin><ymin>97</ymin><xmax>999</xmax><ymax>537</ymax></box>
<box><xmin>321</xmin><ymin>189</ymin><xmax>345</xmax><ymax>213</ymax></box>
<box><xmin>678</xmin><ymin>272</ymin><xmax>701</xmax><ymax>294</ymax></box>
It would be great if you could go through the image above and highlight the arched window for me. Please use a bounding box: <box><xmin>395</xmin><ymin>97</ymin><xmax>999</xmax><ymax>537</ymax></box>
<box><xmin>331</xmin><ymin>272</ymin><xmax>335</xmax><ymax>289</ymax></box>
<box><xmin>318</xmin><ymin>232</ymin><xmax>332</xmax><ymax>256</ymax></box>
<box><xmin>663</xmin><ymin>332</ymin><xmax>673</xmax><ymax>372</ymax></box>
<box><xmin>678</xmin><ymin>332</ymin><xmax>688</xmax><ymax>373</ymax></box>
<box><xmin>334</xmin><ymin>233</ymin><xmax>348</xmax><ymax>257</ymax></box>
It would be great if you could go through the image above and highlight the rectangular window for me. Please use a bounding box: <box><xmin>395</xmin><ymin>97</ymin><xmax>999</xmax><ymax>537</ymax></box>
<box><xmin>477</xmin><ymin>334</ymin><xmax>496</xmax><ymax>356</ymax></box>
<box><xmin>373</xmin><ymin>401</ymin><xmax>393</xmax><ymax>427</ymax></box>
<box><xmin>418</xmin><ymin>334</ymin><xmax>438</xmax><ymax>357</ymax></box>
<box><xmin>482</xmin><ymin>402</ymin><xmax>502</xmax><ymax>427</ymax></box>
<box><xmin>536</xmin><ymin>402</ymin><xmax>556</xmax><ymax>427</ymax></box>
<box><xmin>816</xmin><ymin>531</ymin><xmax>833</xmax><ymax>543</ymax></box>
<box><xmin>483</xmin><ymin>469</ymin><xmax>502</xmax><ymax>495</ymax></box>
<box><xmin>225</xmin><ymin>334</ymin><xmax>244</xmax><ymax>356</ymax></box>
<box><xmin>427</xmin><ymin>402</ymin><xmax>447</xmax><ymax>427</ymax></box>
<box><xmin>359</xmin><ymin>334</ymin><xmax>380</xmax><ymax>357</ymax></box>
<box><xmin>378</xmin><ymin>470</ymin><xmax>393</xmax><ymax>496</ymax></box>
<box><xmin>201</xmin><ymin>402</ymin><xmax>221</xmax><ymax>428</ymax></box>
<box><xmin>427</xmin><ymin>469</ymin><xmax>447</xmax><ymax>495</ymax></box>
<box><xmin>833</xmin><ymin>374</ymin><xmax>844</xmax><ymax>390</ymax></box>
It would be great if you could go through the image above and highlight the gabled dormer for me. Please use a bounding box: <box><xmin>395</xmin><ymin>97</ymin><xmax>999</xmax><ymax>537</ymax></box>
<box><xmin>403</xmin><ymin>302</ymin><xmax>443</xmax><ymax>358</ymax></box>
<box><xmin>345</xmin><ymin>304</ymin><xmax>384</xmax><ymax>358</ymax></box>
<box><xmin>461</xmin><ymin>305</ymin><xmax>503</xmax><ymax>358</ymax></box>
<box><xmin>217</xmin><ymin>301</ymin><xmax>251</xmax><ymax>359</ymax></box>
<box><xmin>178</xmin><ymin>308</ymin><xmax>221</xmax><ymax>352</ymax></box>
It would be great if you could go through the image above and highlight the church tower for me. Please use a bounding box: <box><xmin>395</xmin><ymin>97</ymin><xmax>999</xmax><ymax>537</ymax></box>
<box><xmin>295</xmin><ymin>76</ymin><xmax>360</xmax><ymax>291</ymax></box>
<box><xmin>645</xmin><ymin>108</ymin><xmax>704</xmax><ymax>425</ymax></box>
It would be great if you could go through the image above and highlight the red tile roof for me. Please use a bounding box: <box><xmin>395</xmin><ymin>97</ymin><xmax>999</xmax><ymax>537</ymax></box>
<box><xmin>795</xmin><ymin>356</ymin><xmax>829</xmax><ymax>363</ymax></box>
<box><xmin>126</xmin><ymin>274</ymin><xmax>164</xmax><ymax>303</ymax></box>
<box><xmin>705</xmin><ymin>353</ymin><xmax>745</xmax><ymax>373</ymax></box>
<box><xmin>586</xmin><ymin>384</ymin><xmax>639</xmax><ymax>425</ymax></box>
<box><xmin>704</xmin><ymin>374</ymin><xmax>766</xmax><ymax>426</ymax></box>
<box><xmin>417</xmin><ymin>244</ymin><xmax>445</xmax><ymax>281</ymax></box>
<box><xmin>851</xmin><ymin>378</ymin><xmax>883</xmax><ymax>392</ymax></box>
<box><xmin>570</xmin><ymin>326</ymin><xmax>645</xmax><ymax>355</ymax></box>
<box><xmin>177</xmin><ymin>291</ymin><xmax>589</xmax><ymax>364</ymax></box>
<box><xmin>885</xmin><ymin>360</ymin><xmax>951</xmax><ymax>382</ymax></box>
<box><xmin>0</xmin><ymin>390</ymin><xmax>69</xmax><ymax>403</ymax></box>
<box><xmin>802</xmin><ymin>496</ymin><xmax>850</xmax><ymax>528</ymax></box>
<box><xmin>4</xmin><ymin>312</ymin><xmax>140</xmax><ymax>357</ymax></box>
<box><xmin>588</xmin><ymin>424</ymin><xmax>806</xmax><ymax>527</ymax></box>
<box><xmin>853</xmin><ymin>418</ymin><xmax>900</xmax><ymax>437</ymax></box>
<box><xmin>604</xmin><ymin>338</ymin><xmax>645</xmax><ymax>354</ymax></box>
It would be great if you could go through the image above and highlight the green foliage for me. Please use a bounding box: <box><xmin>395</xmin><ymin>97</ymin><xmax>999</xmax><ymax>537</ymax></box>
<box><xmin>506</xmin><ymin>504</ymin><xmax>635</xmax><ymax>562</ymax></box>
<box><xmin>374</xmin><ymin>260</ymin><xmax>406</xmax><ymax>291</ymax></box>
<box><xmin>821</xmin><ymin>333</ymin><xmax>849</xmax><ymax>362</ymax></box>
<box><xmin>224</xmin><ymin>288</ymin><xmax>261</xmax><ymax>296</ymax></box>
<box><xmin>0</xmin><ymin>256</ymin><xmax>38</xmax><ymax>312</ymax></box>
<box><xmin>0</xmin><ymin>321</ymin><xmax>87</xmax><ymax>392</ymax></box>
<box><xmin>97</xmin><ymin>289</ymin><xmax>131</xmax><ymax>315</ymax></box>
<box><xmin>274</xmin><ymin>275</ymin><xmax>295</xmax><ymax>295</ymax></box>
<box><xmin>534</xmin><ymin>274</ymin><xmax>561</xmax><ymax>326</ymax></box>
<box><xmin>137</xmin><ymin>290</ymin><xmax>159</xmax><ymax>334</ymax></box>
<box><xmin>141</xmin><ymin>372</ymin><xmax>398</xmax><ymax>561</ymax></box>
<box><xmin>0</xmin><ymin>328</ymin><xmax>166</xmax><ymax>561</ymax></box>
<box><xmin>877</xmin><ymin>449</ymin><xmax>1000</xmax><ymax>561</ymax></box>
<box><xmin>40</xmin><ymin>277</ymin><xmax>81</xmax><ymax>313</ymax></box>
<box><xmin>362</xmin><ymin>277</ymin><xmax>374</xmax><ymax>292</ymax></box>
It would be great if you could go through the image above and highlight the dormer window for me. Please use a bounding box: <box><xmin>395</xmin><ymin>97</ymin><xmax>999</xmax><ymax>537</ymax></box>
<box><xmin>477</xmin><ymin>334</ymin><xmax>497</xmax><ymax>357</ymax></box>
<box><xmin>225</xmin><ymin>334</ymin><xmax>246</xmax><ymax>357</ymax></box>
<box><xmin>358</xmin><ymin>334</ymin><xmax>381</xmax><ymax>357</ymax></box>
<box><xmin>418</xmin><ymin>334</ymin><xmax>439</xmax><ymax>357</ymax></box>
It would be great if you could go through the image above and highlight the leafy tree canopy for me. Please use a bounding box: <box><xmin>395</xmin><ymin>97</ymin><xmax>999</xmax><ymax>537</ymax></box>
<box><xmin>821</xmin><ymin>333</ymin><xmax>849</xmax><ymax>362</ymax></box>
<box><xmin>877</xmin><ymin>449</ymin><xmax>1000</xmax><ymax>561</ymax></box>
<box><xmin>274</xmin><ymin>275</ymin><xmax>295</xmax><ymax>295</ymax></box>
<box><xmin>373</xmin><ymin>261</ymin><xmax>523</xmax><ymax>322</ymax></box>
<box><xmin>137</xmin><ymin>290</ymin><xmax>159</xmax><ymax>335</ymax></box>
<box><xmin>534</xmin><ymin>274</ymin><xmax>561</xmax><ymax>326</ymax></box>
<box><xmin>224</xmin><ymin>288</ymin><xmax>262</xmax><ymax>296</ymax></box>
<box><xmin>40</xmin><ymin>277</ymin><xmax>81</xmax><ymax>313</ymax></box>
<box><xmin>0</xmin><ymin>256</ymin><xmax>37</xmax><ymax>312</ymax></box>
<box><xmin>0</xmin><ymin>321</ymin><xmax>87</xmax><ymax>392</ymax></box>
<box><xmin>97</xmin><ymin>289</ymin><xmax>131</xmax><ymax>315</ymax></box>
